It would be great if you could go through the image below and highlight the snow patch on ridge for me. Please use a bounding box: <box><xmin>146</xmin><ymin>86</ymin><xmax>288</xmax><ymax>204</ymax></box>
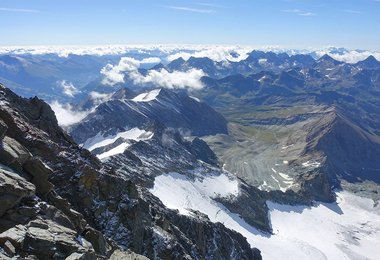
<box><xmin>97</xmin><ymin>143</ymin><xmax>131</xmax><ymax>160</ymax></box>
<box><xmin>132</xmin><ymin>89</ymin><xmax>161</xmax><ymax>102</ymax></box>
<box><xmin>302</xmin><ymin>161</ymin><xmax>321</xmax><ymax>168</ymax></box>
<box><xmin>83</xmin><ymin>127</ymin><xmax>154</xmax><ymax>151</ymax></box>
<box><xmin>189</xmin><ymin>96</ymin><xmax>201</xmax><ymax>102</ymax></box>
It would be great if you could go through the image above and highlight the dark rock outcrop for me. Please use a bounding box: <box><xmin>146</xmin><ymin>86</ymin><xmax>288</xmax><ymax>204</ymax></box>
<box><xmin>187</xmin><ymin>137</ymin><xmax>219</xmax><ymax>166</ymax></box>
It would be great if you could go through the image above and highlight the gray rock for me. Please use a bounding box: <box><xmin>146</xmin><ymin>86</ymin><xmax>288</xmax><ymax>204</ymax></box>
<box><xmin>109</xmin><ymin>249</ymin><xmax>149</xmax><ymax>260</ymax></box>
<box><xmin>23</xmin><ymin>219</ymin><xmax>96</xmax><ymax>259</ymax></box>
<box><xmin>0</xmin><ymin>218</ymin><xmax>98</xmax><ymax>259</ymax></box>
<box><xmin>3</xmin><ymin>240</ymin><xmax>15</xmax><ymax>257</ymax></box>
<box><xmin>0</xmin><ymin>224</ymin><xmax>27</xmax><ymax>248</ymax></box>
<box><xmin>0</xmin><ymin>119</ymin><xmax>7</xmax><ymax>140</ymax></box>
<box><xmin>0</xmin><ymin>251</ymin><xmax>11</xmax><ymax>259</ymax></box>
<box><xmin>295</xmin><ymin>171</ymin><xmax>335</xmax><ymax>203</ymax></box>
<box><xmin>0</xmin><ymin>166</ymin><xmax>35</xmax><ymax>217</ymax></box>
<box><xmin>65</xmin><ymin>252</ymin><xmax>96</xmax><ymax>260</ymax></box>
<box><xmin>0</xmin><ymin>204</ymin><xmax>39</xmax><ymax>232</ymax></box>
<box><xmin>23</xmin><ymin>159</ymin><xmax>53</xmax><ymax>197</ymax></box>
<box><xmin>43</xmin><ymin>204</ymin><xmax>76</xmax><ymax>230</ymax></box>
<box><xmin>0</xmin><ymin>136</ymin><xmax>31</xmax><ymax>173</ymax></box>
<box><xmin>83</xmin><ymin>227</ymin><xmax>109</xmax><ymax>256</ymax></box>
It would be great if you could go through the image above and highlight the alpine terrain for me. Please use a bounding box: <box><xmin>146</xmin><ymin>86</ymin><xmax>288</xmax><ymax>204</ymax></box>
<box><xmin>1</xmin><ymin>46</ymin><xmax>380</xmax><ymax>259</ymax></box>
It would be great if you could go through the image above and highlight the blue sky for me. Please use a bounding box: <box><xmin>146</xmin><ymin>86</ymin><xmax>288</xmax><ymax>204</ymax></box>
<box><xmin>1</xmin><ymin>0</ymin><xmax>380</xmax><ymax>50</ymax></box>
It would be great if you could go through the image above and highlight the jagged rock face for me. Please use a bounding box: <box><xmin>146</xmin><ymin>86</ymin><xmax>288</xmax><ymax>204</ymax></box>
<box><xmin>0</xmin><ymin>84</ymin><xmax>261</xmax><ymax>259</ymax></box>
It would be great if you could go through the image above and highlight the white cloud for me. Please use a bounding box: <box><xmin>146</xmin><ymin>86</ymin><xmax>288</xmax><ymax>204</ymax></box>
<box><xmin>89</xmin><ymin>91</ymin><xmax>112</xmax><ymax>106</ymax></box>
<box><xmin>283</xmin><ymin>9</ymin><xmax>316</xmax><ymax>16</ymax></box>
<box><xmin>195</xmin><ymin>3</ymin><xmax>224</xmax><ymax>8</ymax></box>
<box><xmin>0</xmin><ymin>45</ymin><xmax>188</xmax><ymax>58</ymax></box>
<box><xmin>1</xmin><ymin>44</ymin><xmax>378</xmax><ymax>66</ymax></box>
<box><xmin>298</xmin><ymin>12</ymin><xmax>315</xmax><ymax>16</ymax></box>
<box><xmin>140</xmin><ymin>57</ymin><xmax>161</xmax><ymax>64</ymax></box>
<box><xmin>89</xmin><ymin>91</ymin><xmax>111</xmax><ymax>100</ymax></box>
<box><xmin>101</xmin><ymin>64</ymin><xmax>125</xmax><ymax>86</ymax></box>
<box><xmin>133</xmin><ymin>68</ymin><xmax>206</xmax><ymax>89</ymax></box>
<box><xmin>0</xmin><ymin>44</ymin><xmax>251</xmax><ymax>58</ymax></box>
<box><xmin>101</xmin><ymin>57</ymin><xmax>206</xmax><ymax>89</ymax></box>
<box><xmin>163</xmin><ymin>6</ymin><xmax>215</xmax><ymax>14</ymax></box>
<box><xmin>100</xmin><ymin>57</ymin><xmax>140</xmax><ymax>86</ymax></box>
<box><xmin>314</xmin><ymin>49</ymin><xmax>380</xmax><ymax>63</ymax></box>
<box><xmin>167</xmin><ymin>46</ymin><xmax>251</xmax><ymax>63</ymax></box>
<box><xmin>0</xmin><ymin>7</ymin><xmax>40</xmax><ymax>13</ymax></box>
<box><xmin>344</xmin><ymin>10</ymin><xmax>362</xmax><ymax>14</ymax></box>
<box><xmin>1</xmin><ymin>44</ymin><xmax>379</xmax><ymax>61</ymax></box>
<box><xmin>50</xmin><ymin>101</ymin><xmax>90</xmax><ymax>127</ymax></box>
<box><xmin>57</xmin><ymin>80</ymin><xmax>79</xmax><ymax>97</ymax></box>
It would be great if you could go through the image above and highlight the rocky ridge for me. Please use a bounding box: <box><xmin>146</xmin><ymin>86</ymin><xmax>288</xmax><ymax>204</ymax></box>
<box><xmin>0</xmin><ymin>83</ymin><xmax>261</xmax><ymax>259</ymax></box>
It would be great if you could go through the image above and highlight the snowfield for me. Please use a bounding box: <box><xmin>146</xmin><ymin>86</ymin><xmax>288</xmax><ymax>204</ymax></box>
<box><xmin>82</xmin><ymin>127</ymin><xmax>154</xmax><ymax>159</ymax></box>
<box><xmin>83</xmin><ymin>127</ymin><xmax>153</xmax><ymax>151</ymax></box>
<box><xmin>150</xmin><ymin>172</ymin><xmax>380</xmax><ymax>260</ymax></box>
<box><xmin>97</xmin><ymin>143</ymin><xmax>131</xmax><ymax>160</ymax></box>
<box><xmin>132</xmin><ymin>89</ymin><xmax>161</xmax><ymax>102</ymax></box>
<box><xmin>150</xmin><ymin>171</ymin><xmax>239</xmax><ymax>216</ymax></box>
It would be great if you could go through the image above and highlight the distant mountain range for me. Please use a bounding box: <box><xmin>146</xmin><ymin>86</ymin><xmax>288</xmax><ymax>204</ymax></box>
<box><xmin>1</xmin><ymin>48</ymin><xmax>380</xmax><ymax>259</ymax></box>
<box><xmin>1</xmin><ymin>48</ymin><xmax>380</xmax><ymax>102</ymax></box>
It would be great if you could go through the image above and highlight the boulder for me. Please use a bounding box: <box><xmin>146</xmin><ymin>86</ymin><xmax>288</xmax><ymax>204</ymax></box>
<box><xmin>23</xmin><ymin>219</ymin><xmax>96</xmax><ymax>259</ymax></box>
<box><xmin>109</xmin><ymin>249</ymin><xmax>149</xmax><ymax>260</ymax></box>
<box><xmin>3</xmin><ymin>240</ymin><xmax>15</xmax><ymax>257</ymax></box>
<box><xmin>65</xmin><ymin>252</ymin><xmax>96</xmax><ymax>260</ymax></box>
<box><xmin>83</xmin><ymin>227</ymin><xmax>109</xmax><ymax>256</ymax></box>
<box><xmin>0</xmin><ymin>218</ymin><xmax>97</xmax><ymax>259</ymax></box>
<box><xmin>0</xmin><ymin>224</ymin><xmax>27</xmax><ymax>248</ymax></box>
<box><xmin>43</xmin><ymin>204</ymin><xmax>76</xmax><ymax>230</ymax></box>
<box><xmin>0</xmin><ymin>166</ymin><xmax>35</xmax><ymax>217</ymax></box>
<box><xmin>0</xmin><ymin>119</ymin><xmax>7</xmax><ymax>140</ymax></box>
<box><xmin>0</xmin><ymin>137</ymin><xmax>31</xmax><ymax>173</ymax></box>
<box><xmin>47</xmin><ymin>193</ymin><xmax>88</xmax><ymax>233</ymax></box>
<box><xmin>23</xmin><ymin>159</ymin><xmax>54</xmax><ymax>197</ymax></box>
<box><xmin>0</xmin><ymin>204</ymin><xmax>39</xmax><ymax>232</ymax></box>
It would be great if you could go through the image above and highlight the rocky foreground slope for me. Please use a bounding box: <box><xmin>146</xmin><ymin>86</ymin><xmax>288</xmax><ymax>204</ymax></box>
<box><xmin>0</xmin><ymin>83</ymin><xmax>262</xmax><ymax>259</ymax></box>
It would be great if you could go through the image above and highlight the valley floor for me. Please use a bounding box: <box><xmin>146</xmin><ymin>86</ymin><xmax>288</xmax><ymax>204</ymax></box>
<box><xmin>150</xmin><ymin>172</ymin><xmax>380</xmax><ymax>260</ymax></box>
